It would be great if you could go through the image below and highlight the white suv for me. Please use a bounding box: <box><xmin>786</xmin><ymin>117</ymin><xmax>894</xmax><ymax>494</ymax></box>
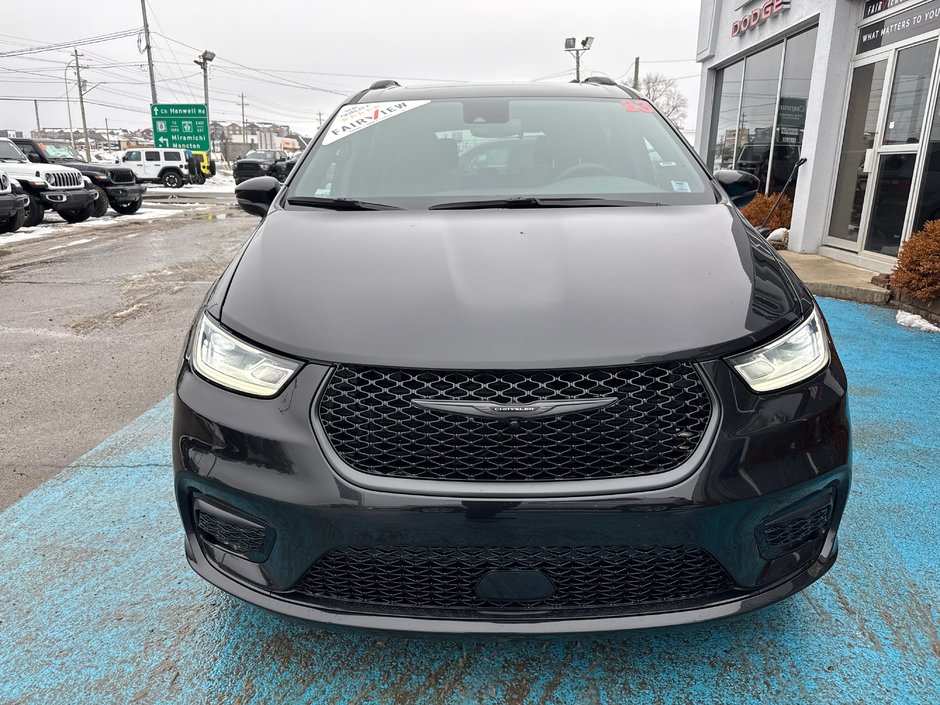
<box><xmin>120</xmin><ymin>148</ymin><xmax>192</xmax><ymax>188</ymax></box>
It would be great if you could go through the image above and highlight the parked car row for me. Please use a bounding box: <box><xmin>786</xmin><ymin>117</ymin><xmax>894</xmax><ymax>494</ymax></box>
<box><xmin>0</xmin><ymin>137</ymin><xmax>149</xmax><ymax>233</ymax></box>
<box><xmin>117</xmin><ymin>147</ymin><xmax>216</xmax><ymax>188</ymax></box>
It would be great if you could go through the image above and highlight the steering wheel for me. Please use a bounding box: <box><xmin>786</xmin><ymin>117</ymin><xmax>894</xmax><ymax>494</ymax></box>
<box><xmin>553</xmin><ymin>162</ymin><xmax>616</xmax><ymax>181</ymax></box>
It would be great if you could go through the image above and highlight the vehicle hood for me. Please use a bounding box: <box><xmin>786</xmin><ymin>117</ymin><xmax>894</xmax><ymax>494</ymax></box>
<box><xmin>220</xmin><ymin>204</ymin><xmax>807</xmax><ymax>368</ymax></box>
<box><xmin>235</xmin><ymin>159</ymin><xmax>273</xmax><ymax>167</ymax></box>
<box><xmin>0</xmin><ymin>161</ymin><xmax>82</xmax><ymax>179</ymax></box>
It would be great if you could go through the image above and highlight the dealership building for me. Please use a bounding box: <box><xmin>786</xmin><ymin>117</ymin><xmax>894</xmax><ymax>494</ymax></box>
<box><xmin>695</xmin><ymin>0</ymin><xmax>940</xmax><ymax>272</ymax></box>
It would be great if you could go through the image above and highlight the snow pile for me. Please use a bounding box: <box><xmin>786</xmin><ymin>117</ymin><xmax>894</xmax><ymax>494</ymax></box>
<box><xmin>896</xmin><ymin>310</ymin><xmax>940</xmax><ymax>333</ymax></box>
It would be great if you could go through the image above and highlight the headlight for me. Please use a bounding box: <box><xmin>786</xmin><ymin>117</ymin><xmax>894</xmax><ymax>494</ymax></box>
<box><xmin>190</xmin><ymin>314</ymin><xmax>300</xmax><ymax>397</ymax></box>
<box><xmin>92</xmin><ymin>173</ymin><xmax>108</xmax><ymax>181</ymax></box>
<box><xmin>44</xmin><ymin>172</ymin><xmax>55</xmax><ymax>182</ymax></box>
<box><xmin>728</xmin><ymin>308</ymin><xmax>830</xmax><ymax>392</ymax></box>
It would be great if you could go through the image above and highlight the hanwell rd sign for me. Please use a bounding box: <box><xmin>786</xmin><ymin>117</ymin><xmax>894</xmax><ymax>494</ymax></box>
<box><xmin>151</xmin><ymin>104</ymin><xmax>209</xmax><ymax>152</ymax></box>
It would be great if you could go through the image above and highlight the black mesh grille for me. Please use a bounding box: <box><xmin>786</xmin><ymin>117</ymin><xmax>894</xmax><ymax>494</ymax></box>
<box><xmin>109</xmin><ymin>168</ymin><xmax>135</xmax><ymax>184</ymax></box>
<box><xmin>762</xmin><ymin>506</ymin><xmax>831</xmax><ymax>553</ymax></box>
<box><xmin>196</xmin><ymin>511</ymin><xmax>267</xmax><ymax>555</ymax></box>
<box><xmin>294</xmin><ymin>545</ymin><xmax>734</xmax><ymax>616</ymax></box>
<box><xmin>317</xmin><ymin>364</ymin><xmax>712</xmax><ymax>482</ymax></box>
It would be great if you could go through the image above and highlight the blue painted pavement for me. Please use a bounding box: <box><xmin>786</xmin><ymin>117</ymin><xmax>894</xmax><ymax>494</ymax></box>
<box><xmin>1</xmin><ymin>298</ymin><xmax>938</xmax><ymax>704</ymax></box>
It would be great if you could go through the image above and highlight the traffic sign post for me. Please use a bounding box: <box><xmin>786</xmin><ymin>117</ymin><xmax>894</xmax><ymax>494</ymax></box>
<box><xmin>150</xmin><ymin>103</ymin><xmax>210</xmax><ymax>152</ymax></box>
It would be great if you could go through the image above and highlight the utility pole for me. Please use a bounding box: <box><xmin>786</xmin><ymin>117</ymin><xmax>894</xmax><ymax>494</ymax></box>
<box><xmin>34</xmin><ymin>100</ymin><xmax>41</xmax><ymax>138</ymax></box>
<box><xmin>633</xmin><ymin>57</ymin><xmax>640</xmax><ymax>90</ymax></box>
<box><xmin>317</xmin><ymin>111</ymin><xmax>323</xmax><ymax>128</ymax></box>
<box><xmin>240</xmin><ymin>93</ymin><xmax>247</xmax><ymax>147</ymax></box>
<box><xmin>140</xmin><ymin>0</ymin><xmax>158</xmax><ymax>105</ymax></box>
<box><xmin>193</xmin><ymin>50</ymin><xmax>215</xmax><ymax>151</ymax></box>
<box><xmin>105</xmin><ymin>117</ymin><xmax>110</xmax><ymax>148</ymax></box>
<box><xmin>64</xmin><ymin>63</ymin><xmax>75</xmax><ymax>149</ymax></box>
<box><xmin>74</xmin><ymin>48</ymin><xmax>92</xmax><ymax>162</ymax></box>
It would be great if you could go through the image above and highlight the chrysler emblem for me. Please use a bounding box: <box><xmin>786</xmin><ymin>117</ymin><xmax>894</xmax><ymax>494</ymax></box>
<box><xmin>411</xmin><ymin>397</ymin><xmax>618</xmax><ymax>419</ymax></box>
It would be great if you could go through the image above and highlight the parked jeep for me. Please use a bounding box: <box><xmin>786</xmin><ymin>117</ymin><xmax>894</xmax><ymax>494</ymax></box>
<box><xmin>119</xmin><ymin>148</ymin><xmax>192</xmax><ymax>188</ymax></box>
<box><xmin>233</xmin><ymin>149</ymin><xmax>290</xmax><ymax>184</ymax></box>
<box><xmin>12</xmin><ymin>138</ymin><xmax>146</xmax><ymax>217</ymax></box>
<box><xmin>0</xmin><ymin>138</ymin><xmax>98</xmax><ymax>226</ymax></box>
<box><xmin>187</xmin><ymin>151</ymin><xmax>217</xmax><ymax>185</ymax></box>
<box><xmin>0</xmin><ymin>171</ymin><xmax>28</xmax><ymax>234</ymax></box>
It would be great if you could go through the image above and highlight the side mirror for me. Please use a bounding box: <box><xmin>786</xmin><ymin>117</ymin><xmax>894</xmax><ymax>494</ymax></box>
<box><xmin>714</xmin><ymin>169</ymin><xmax>760</xmax><ymax>209</ymax></box>
<box><xmin>235</xmin><ymin>175</ymin><xmax>281</xmax><ymax>217</ymax></box>
<box><xmin>27</xmin><ymin>153</ymin><xmax>41</xmax><ymax>163</ymax></box>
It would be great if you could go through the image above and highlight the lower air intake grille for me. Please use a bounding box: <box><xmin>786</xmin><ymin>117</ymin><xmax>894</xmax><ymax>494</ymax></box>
<box><xmin>317</xmin><ymin>363</ymin><xmax>712</xmax><ymax>482</ymax></box>
<box><xmin>294</xmin><ymin>545</ymin><xmax>734</xmax><ymax>616</ymax></box>
<box><xmin>196</xmin><ymin>510</ymin><xmax>267</xmax><ymax>556</ymax></box>
<box><xmin>761</xmin><ymin>505</ymin><xmax>831</xmax><ymax>555</ymax></box>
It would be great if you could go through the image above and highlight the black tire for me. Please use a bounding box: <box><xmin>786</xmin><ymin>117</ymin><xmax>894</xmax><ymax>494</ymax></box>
<box><xmin>162</xmin><ymin>170</ymin><xmax>183</xmax><ymax>188</ymax></box>
<box><xmin>111</xmin><ymin>197</ymin><xmax>143</xmax><ymax>215</ymax></box>
<box><xmin>24</xmin><ymin>193</ymin><xmax>44</xmax><ymax>227</ymax></box>
<box><xmin>0</xmin><ymin>207</ymin><xmax>26</xmax><ymax>234</ymax></box>
<box><xmin>192</xmin><ymin>172</ymin><xmax>206</xmax><ymax>185</ymax></box>
<box><xmin>92</xmin><ymin>185</ymin><xmax>109</xmax><ymax>217</ymax></box>
<box><xmin>58</xmin><ymin>202</ymin><xmax>95</xmax><ymax>223</ymax></box>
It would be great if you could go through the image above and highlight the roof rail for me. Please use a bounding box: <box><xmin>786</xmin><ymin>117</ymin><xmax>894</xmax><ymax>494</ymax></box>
<box><xmin>582</xmin><ymin>76</ymin><xmax>617</xmax><ymax>86</ymax></box>
<box><xmin>368</xmin><ymin>80</ymin><xmax>401</xmax><ymax>90</ymax></box>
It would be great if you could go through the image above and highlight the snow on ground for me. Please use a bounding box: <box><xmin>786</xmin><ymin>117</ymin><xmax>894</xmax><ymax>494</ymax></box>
<box><xmin>896</xmin><ymin>309</ymin><xmax>940</xmax><ymax>333</ymax></box>
<box><xmin>0</xmin><ymin>205</ymin><xmax>199</xmax><ymax>247</ymax></box>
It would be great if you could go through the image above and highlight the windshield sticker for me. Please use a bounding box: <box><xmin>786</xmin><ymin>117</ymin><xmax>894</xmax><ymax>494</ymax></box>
<box><xmin>322</xmin><ymin>101</ymin><xmax>430</xmax><ymax>145</ymax></box>
<box><xmin>671</xmin><ymin>180</ymin><xmax>691</xmax><ymax>193</ymax></box>
<box><xmin>620</xmin><ymin>99</ymin><xmax>654</xmax><ymax>113</ymax></box>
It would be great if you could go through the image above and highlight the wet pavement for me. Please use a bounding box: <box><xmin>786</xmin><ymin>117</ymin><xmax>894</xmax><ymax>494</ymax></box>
<box><xmin>1</xmin><ymin>297</ymin><xmax>938</xmax><ymax>704</ymax></box>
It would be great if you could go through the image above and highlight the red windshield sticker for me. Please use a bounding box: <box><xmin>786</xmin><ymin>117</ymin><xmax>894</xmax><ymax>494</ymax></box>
<box><xmin>620</xmin><ymin>99</ymin><xmax>654</xmax><ymax>113</ymax></box>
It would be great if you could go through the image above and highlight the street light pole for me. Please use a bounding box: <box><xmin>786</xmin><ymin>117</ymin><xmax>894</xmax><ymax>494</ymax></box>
<box><xmin>194</xmin><ymin>50</ymin><xmax>215</xmax><ymax>151</ymax></box>
<box><xmin>564</xmin><ymin>36</ymin><xmax>594</xmax><ymax>82</ymax></box>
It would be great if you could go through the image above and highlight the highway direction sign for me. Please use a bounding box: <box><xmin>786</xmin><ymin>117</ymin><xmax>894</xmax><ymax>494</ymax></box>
<box><xmin>150</xmin><ymin>103</ymin><xmax>209</xmax><ymax>152</ymax></box>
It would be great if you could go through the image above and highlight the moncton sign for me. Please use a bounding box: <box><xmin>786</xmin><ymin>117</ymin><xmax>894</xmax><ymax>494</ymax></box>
<box><xmin>731</xmin><ymin>0</ymin><xmax>790</xmax><ymax>37</ymax></box>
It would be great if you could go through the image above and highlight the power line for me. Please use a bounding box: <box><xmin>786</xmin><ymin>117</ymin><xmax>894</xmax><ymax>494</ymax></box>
<box><xmin>0</xmin><ymin>29</ymin><xmax>139</xmax><ymax>58</ymax></box>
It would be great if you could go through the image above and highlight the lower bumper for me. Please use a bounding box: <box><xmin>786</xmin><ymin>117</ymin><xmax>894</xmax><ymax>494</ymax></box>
<box><xmin>41</xmin><ymin>188</ymin><xmax>96</xmax><ymax>210</ymax></box>
<box><xmin>0</xmin><ymin>193</ymin><xmax>21</xmax><ymax>219</ymax></box>
<box><xmin>105</xmin><ymin>183</ymin><xmax>145</xmax><ymax>202</ymax></box>
<box><xmin>183</xmin><ymin>525</ymin><xmax>839</xmax><ymax>635</ymax></box>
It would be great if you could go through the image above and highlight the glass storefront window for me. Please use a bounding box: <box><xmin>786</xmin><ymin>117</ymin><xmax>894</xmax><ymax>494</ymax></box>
<box><xmin>865</xmin><ymin>153</ymin><xmax>917</xmax><ymax>256</ymax></box>
<box><xmin>707</xmin><ymin>61</ymin><xmax>744</xmax><ymax>172</ymax></box>
<box><xmin>913</xmin><ymin>81</ymin><xmax>940</xmax><ymax>232</ymax></box>
<box><xmin>828</xmin><ymin>61</ymin><xmax>888</xmax><ymax>244</ymax></box>
<box><xmin>770</xmin><ymin>27</ymin><xmax>818</xmax><ymax>195</ymax></box>
<box><xmin>705</xmin><ymin>27</ymin><xmax>817</xmax><ymax>195</ymax></box>
<box><xmin>883</xmin><ymin>41</ymin><xmax>935</xmax><ymax>145</ymax></box>
<box><xmin>735</xmin><ymin>43</ymin><xmax>783</xmax><ymax>193</ymax></box>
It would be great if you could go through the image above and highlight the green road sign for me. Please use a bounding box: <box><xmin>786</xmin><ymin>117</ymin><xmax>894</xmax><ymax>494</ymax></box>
<box><xmin>150</xmin><ymin>103</ymin><xmax>209</xmax><ymax>152</ymax></box>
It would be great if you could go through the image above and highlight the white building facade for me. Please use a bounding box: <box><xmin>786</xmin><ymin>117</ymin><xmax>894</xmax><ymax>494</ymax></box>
<box><xmin>695</xmin><ymin>0</ymin><xmax>940</xmax><ymax>272</ymax></box>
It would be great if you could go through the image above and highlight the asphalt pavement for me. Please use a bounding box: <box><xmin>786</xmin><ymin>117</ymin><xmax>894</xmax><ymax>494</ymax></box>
<box><xmin>0</xmin><ymin>204</ymin><xmax>253</xmax><ymax>508</ymax></box>
<box><xmin>1</xmin><ymin>286</ymin><xmax>938</xmax><ymax>703</ymax></box>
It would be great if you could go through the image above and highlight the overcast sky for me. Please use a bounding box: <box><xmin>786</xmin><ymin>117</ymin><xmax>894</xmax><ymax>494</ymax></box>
<box><xmin>0</xmin><ymin>1</ymin><xmax>702</xmax><ymax>138</ymax></box>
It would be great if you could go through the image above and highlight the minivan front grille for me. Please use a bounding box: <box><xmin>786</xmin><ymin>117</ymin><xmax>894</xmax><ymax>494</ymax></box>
<box><xmin>294</xmin><ymin>545</ymin><xmax>734</xmax><ymax>616</ymax></box>
<box><xmin>317</xmin><ymin>363</ymin><xmax>712</xmax><ymax>482</ymax></box>
<box><xmin>46</xmin><ymin>171</ymin><xmax>83</xmax><ymax>189</ymax></box>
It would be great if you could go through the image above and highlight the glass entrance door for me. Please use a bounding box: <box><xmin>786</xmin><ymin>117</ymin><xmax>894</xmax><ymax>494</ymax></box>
<box><xmin>828</xmin><ymin>40</ymin><xmax>938</xmax><ymax>258</ymax></box>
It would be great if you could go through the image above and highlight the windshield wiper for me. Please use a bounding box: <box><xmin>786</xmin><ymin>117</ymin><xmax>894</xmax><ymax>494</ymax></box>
<box><xmin>286</xmin><ymin>196</ymin><xmax>402</xmax><ymax>211</ymax></box>
<box><xmin>428</xmin><ymin>197</ymin><xmax>661</xmax><ymax>210</ymax></box>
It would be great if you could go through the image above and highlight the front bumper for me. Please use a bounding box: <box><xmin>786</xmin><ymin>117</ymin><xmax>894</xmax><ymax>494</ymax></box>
<box><xmin>104</xmin><ymin>183</ymin><xmax>145</xmax><ymax>202</ymax></box>
<box><xmin>0</xmin><ymin>192</ymin><xmax>22</xmax><ymax>219</ymax></box>
<box><xmin>40</xmin><ymin>187</ymin><xmax>96</xmax><ymax>212</ymax></box>
<box><xmin>173</xmin><ymin>353</ymin><xmax>851</xmax><ymax>634</ymax></box>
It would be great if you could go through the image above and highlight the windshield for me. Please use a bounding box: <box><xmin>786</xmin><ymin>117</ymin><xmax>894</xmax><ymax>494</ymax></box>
<box><xmin>40</xmin><ymin>142</ymin><xmax>83</xmax><ymax>160</ymax></box>
<box><xmin>288</xmin><ymin>97</ymin><xmax>715</xmax><ymax>209</ymax></box>
<box><xmin>245</xmin><ymin>150</ymin><xmax>276</xmax><ymax>160</ymax></box>
<box><xmin>0</xmin><ymin>140</ymin><xmax>26</xmax><ymax>161</ymax></box>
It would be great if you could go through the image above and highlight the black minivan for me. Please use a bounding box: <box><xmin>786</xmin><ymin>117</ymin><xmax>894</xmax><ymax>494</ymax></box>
<box><xmin>173</xmin><ymin>79</ymin><xmax>850</xmax><ymax>634</ymax></box>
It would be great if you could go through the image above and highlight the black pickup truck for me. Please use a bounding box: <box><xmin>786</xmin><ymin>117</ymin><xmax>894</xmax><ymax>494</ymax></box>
<box><xmin>233</xmin><ymin>149</ymin><xmax>291</xmax><ymax>184</ymax></box>
<box><xmin>12</xmin><ymin>138</ymin><xmax>146</xmax><ymax>217</ymax></box>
